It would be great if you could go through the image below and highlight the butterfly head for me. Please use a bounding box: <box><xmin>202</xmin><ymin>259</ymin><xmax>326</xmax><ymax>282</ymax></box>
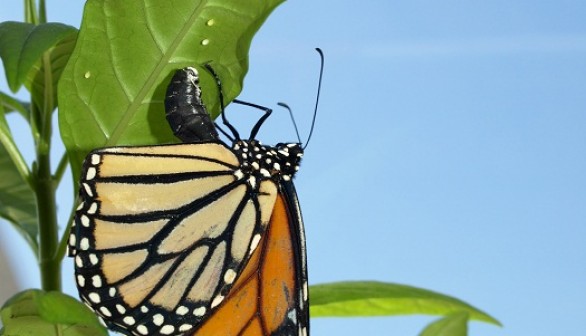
<box><xmin>274</xmin><ymin>142</ymin><xmax>303</xmax><ymax>181</ymax></box>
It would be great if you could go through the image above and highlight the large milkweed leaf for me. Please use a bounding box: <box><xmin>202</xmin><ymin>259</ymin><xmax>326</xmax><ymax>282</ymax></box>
<box><xmin>309</xmin><ymin>281</ymin><xmax>501</xmax><ymax>326</ymax></box>
<box><xmin>58</xmin><ymin>0</ymin><xmax>285</xmax><ymax>183</ymax></box>
<box><xmin>0</xmin><ymin>101</ymin><xmax>37</xmax><ymax>255</ymax></box>
<box><xmin>0</xmin><ymin>22</ymin><xmax>77</xmax><ymax>93</ymax></box>
<box><xmin>0</xmin><ymin>289</ymin><xmax>107</xmax><ymax>336</ymax></box>
<box><xmin>419</xmin><ymin>312</ymin><xmax>469</xmax><ymax>336</ymax></box>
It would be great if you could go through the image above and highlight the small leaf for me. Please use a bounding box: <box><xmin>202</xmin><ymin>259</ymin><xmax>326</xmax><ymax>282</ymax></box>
<box><xmin>1</xmin><ymin>289</ymin><xmax>108</xmax><ymax>336</ymax></box>
<box><xmin>0</xmin><ymin>22</ymin><xmax>77</xmax><ymax>92</ymax></box>
<box><xmin>309</xmin><ymin>281</ymin><xmax>501</xmax><ymax>326</ymax></box>
<box><xmin>419</xmin><ymin>312</ymin><xmax>469</xmax><ymax>336</ymax></box>
<box><xmin>58</xmin><ymin>0</ymin><xmax>285</xmax><ymax>183</ymax></box>
<box><xmin>25</xmin><ymin>31</ymin><xmax>78</xmax><ymax>116</ymax></box>
<box><xmin>0</xmin><ymin>103</ymin><xmax>37</xmax><ymax>254</ymax></box>
<box><xmin>37</xmin><ymin>292</ymin><xmax>102</xmax><ymax>326</ymax></box>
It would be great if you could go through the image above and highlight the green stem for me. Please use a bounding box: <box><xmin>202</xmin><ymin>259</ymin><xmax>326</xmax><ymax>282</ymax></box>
<box><xmin>38</xmin><ymin>0</ymin><xmax>47</xmax><ymax>24</ymax></box>
<box><xmin>35</xmin><ymin>139</ymin><xmax>61</xmax><ymax>291</ymax></box>
<box><xmin>35</xmin><ymin>51</ymin><xmax>61</xmax><ymax>291</ymax></box>
<box><xmin>24</xmin><ymin>0</ymin><xmax>38</xmax><ymax>24</ymax></box>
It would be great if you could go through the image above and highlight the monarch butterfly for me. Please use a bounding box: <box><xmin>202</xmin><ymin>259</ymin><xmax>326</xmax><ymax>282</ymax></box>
<box><xmin>68</xmin><ymin>50</ymin><xmax>323</xmax><ymax>336</ymax></box>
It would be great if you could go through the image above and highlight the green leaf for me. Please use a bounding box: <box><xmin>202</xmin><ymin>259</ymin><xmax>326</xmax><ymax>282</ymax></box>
<box><xmin>0</xmin><ymin>102</ymin><xmax>37</xmax><ymax>254</ymax></box>
<box><xmin>1</xmin><ymin>289</ymin><xmax>107</xmax><ymax>336</ymax></box>
<box><xmin>0</xmin><ymin>22</ymin><xmax>77</xmax><ymax>92</ymax></box>
<box><xmin>309</xmin><ymin>281</ymin><xmax>501</xmax><ymax>326</ymax></box>
<box><xmin>419</xmin><ymin>312</ymin><xmax>469</xmax><ymax>336</ymax></box>
<box><xmin>58</xmin><ymin>0</ymin><xmax>284</xmax><ymax>183</ymax></box>
<box><xmin>0</xmin><ymin>91</ymin><xmax>30</xmax><ymax>120</ymax></box>
<box><xmin>25</xmin><ymin>31</ymin><xmax>78</xmax><ymax>117</ymax></box>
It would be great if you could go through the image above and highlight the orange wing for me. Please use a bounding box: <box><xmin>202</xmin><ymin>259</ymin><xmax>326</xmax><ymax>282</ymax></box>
<box><xmin>193</xmin><ymin>191</ymin><xmax>309</xmax><ymax>336</ymax></box>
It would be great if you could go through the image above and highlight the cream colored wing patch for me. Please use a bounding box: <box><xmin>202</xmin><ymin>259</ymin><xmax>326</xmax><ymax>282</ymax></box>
<box><xmin>69</xmin><ymin>143</ymin><xmax>279</xmax><ymax>336</ymax></box>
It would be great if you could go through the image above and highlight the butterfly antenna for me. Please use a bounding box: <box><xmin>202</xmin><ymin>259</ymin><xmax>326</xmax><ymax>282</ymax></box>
<box><xmin>277</xmin><ymin>102</ymin><xmax>302</xmax><ymax>144</ymax></box>
<box><xmin>303</xmin><ymin>48</ymin><xmax>324</xmax><ymax>149</ymax></box>
<box><xmin>204</xmin><ymin>64</ymin><xmax>241</xmax><ymax>140</ymax></box>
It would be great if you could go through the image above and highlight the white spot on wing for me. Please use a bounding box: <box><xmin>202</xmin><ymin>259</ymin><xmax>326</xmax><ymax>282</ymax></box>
<box><xmin>80</xmin><ymin>238</ymin><xmax>89</xmax><ymax>250</ymax></box>
<box><xmin>88</xmin><ymin>292</ymin><xmax>100</xmax><ymax>303</ymax></box>
<box><xmin>91</xmin><ymin>154</ymin><xmax>100</xmax><ymax>165</ymax></box>
<box><xmin>160</xmin><ymin>325</ymin><xmax>175</xmax><ymax>335</ymax></box>
<box><xmin>176</xmin><ymin>306</ymin><xmax>189</xmax><ymax>315</ymax></box>
<box><xmin>80</xmin><ymin>215</ymin><xmax>90</xmax><ymax>227</ymax></box>
<box><xmin>211</xmin><ymin>295</ymin><xmax>224</xmax><ymax>308</ymax></box>
<box><xmin>136</xmin><ymin>325</ymin><xmax>148</xmax><ymax>335</ymax></box>
<box><xmin>179</xmin><ymin>324</ymin><xmax>193</xmax><ymax>332</ymax></box>
<box><xmin>116</xmin><ymin>304</ymin><xmax>126</xmax><ymax>314</ymax></box>
<box><xmin>76</xmin><ymin>275</ymin><xmax>85</xmax><ymax>287</ymax></box>
<box><xmin>75</xmin><ymin>256</ymin><xmax>83</xmax><ymax>267</ymax></box>
<box><xmin>153</xmin><ymin>313</ymin><xmax>164</xmax><ymax>326</ymax></box>
<box><xmin>224</xmin><ymin>269</ymin><xmax>237</xmax><ymax>284</ymax></box>
<box><xmin>91</xmin><ymin>275</ymin><xmax>102</xmax><ymax>287</ymax></box>
<box><xmin>99</xmin><ymin>306</ymin><xmax>111</xmax><ymax>317</ymax></box>
<box><xmin>89</xmin><ymin>254</ymin><xmax>98</xmax><ymax>265</ymax></box>
<box><xmin>249</xmin><ymin>234</ymin><xmax>261</xmax><ymax>254</ymax></box>
<box><xmin>87</xmin><ymin>202</ymin><xmax>98</xmax><ymax>214</ymax></box>
<box><xmin>193</xmin><ymin>306</ymin><xmax>206</xmax><ymax>316</ymax></box>
<box><xmin>86</xmin><ymin>167</ymin><xmax>96</xmax><ymax>180</ymax></box>
<box><xmin>82</xmin><ymin>183</ymin><xmax>93</xmax><ymax>196</ymax></box>
<box><xmin>123</xmin><ymin>316</ymin><xmax>135</xmax><ymax>325</ymax></box>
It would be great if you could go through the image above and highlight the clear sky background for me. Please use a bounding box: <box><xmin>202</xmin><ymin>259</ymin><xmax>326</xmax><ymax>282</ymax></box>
<box><xmin>1</xmin><ymin>1</ymin><xmax>586</xmax><ymax>335</ymax></box>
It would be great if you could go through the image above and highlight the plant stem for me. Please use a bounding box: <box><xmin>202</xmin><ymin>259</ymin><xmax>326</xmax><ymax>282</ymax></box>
<box><xmin>38</xmin><ymin>0</ymin><xmax>47</xmax><ymax>24</ymax></box>
<box><xmin>24</xmin><ymin>0</ymin><xmax>38</xmax><ymax>24</ymax></box>
<box><xmin>35</xmin><ymin>142</ymin><xmax>61</xmax><ymax>291</ymax></box>
<box><xmin>34</xmin><ymin>50</ymin><xmax>61</xmax><ymax>290</ymax></box>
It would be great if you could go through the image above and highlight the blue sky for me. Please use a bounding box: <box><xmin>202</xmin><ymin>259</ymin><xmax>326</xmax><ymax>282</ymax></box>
<box><xmin>2</xmin><ymin>1</ymin><xmax>586</xmax><ymax>335</ymax></box>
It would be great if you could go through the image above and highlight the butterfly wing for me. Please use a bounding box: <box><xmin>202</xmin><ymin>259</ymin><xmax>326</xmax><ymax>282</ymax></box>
<box><xmin>69</xmin><ymin>142</ymin><xmax>278</xmax><ymax>336</ymax></box>
<box><xmin>192</xmin><ymin>182</ymin><xmax>309</xmax><ymax>336</ymax></box>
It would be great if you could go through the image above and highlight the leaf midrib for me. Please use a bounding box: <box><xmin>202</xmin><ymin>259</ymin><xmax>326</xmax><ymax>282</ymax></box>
<box><xmin>106</xmin><ymin>2</ymin><xmax>205</xmax><ymax>146</ymax></box>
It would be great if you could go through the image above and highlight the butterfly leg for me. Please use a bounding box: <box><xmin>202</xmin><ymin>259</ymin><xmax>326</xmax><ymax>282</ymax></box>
<box><xmin>232</xmin><ymin>99</ymin><xmax>273</xmax><ymax>140</ymax></box>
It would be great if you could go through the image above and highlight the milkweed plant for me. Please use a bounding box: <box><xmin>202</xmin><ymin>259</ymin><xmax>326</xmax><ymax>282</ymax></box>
<box><xmin>0</xmin><ymin>0</ymin><xmax>501</xmax><ymax>335</ymax></box>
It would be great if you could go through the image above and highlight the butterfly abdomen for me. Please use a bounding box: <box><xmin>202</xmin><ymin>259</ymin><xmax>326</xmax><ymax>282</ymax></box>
<box><xmin>165</xmin><ymin>67</ymin><xmax>219</xmax><ymax>142</ymax></box>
